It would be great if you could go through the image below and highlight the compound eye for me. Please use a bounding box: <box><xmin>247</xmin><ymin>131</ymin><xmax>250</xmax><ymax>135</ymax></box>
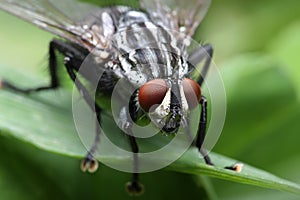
<box><xmin>183</xmin><ymin>78</ymin><xmax>201</xmax><ymax>109</ymax></box>
<box><xmin>138</xmin><ymin>79</ymin><xmax>167</xmax><ymax>112</ymax></box>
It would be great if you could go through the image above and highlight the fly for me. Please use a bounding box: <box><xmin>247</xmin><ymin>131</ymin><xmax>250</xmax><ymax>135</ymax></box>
<box><xmin>0</xmin><ymin>0</ymin><xmax>240</xmax><ymax>195</ymax></box>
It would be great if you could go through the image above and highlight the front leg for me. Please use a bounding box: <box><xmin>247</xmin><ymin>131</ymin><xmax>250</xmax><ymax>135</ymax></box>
<box><xmin>0</xmin><ymin>39</ymin><xmax>87</xmax><ymax>93</ymax></box>
<box><xmin>191</xmin><ymin>44</ymin><xmax>213</xmax><ymax>160</ymax></box>
<box><xmin>195</xmin><ymin>96</ymin><xmax>243</xmax><ymax>172</ymax></box>
<box><xmin>195</xmin><ymin>95</ymin><xmax>213</xmax><ymax>165</ymax></box>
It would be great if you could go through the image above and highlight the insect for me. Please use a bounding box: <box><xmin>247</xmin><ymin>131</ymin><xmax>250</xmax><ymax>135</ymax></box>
<box><xmin>0</xmin><ymin>0</ymin><xmax>240</xmax><ymax>195</ymax></box>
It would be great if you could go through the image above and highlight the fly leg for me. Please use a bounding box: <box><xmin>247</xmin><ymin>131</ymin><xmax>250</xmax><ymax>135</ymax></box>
<box><xmin>1</xmin><ymin>39</ymin><xmax>101</xmax><ymax>172</ymax></box>
<box><xmin>119</xmin><ymin>109</ymin><xmax>144</xmax><ymax>195</ymax></box>
<box><xmin>196</xmin><ymin>95</ymin><xmax>214</xmax><ymax>165</ymax></box>
<box><xmin>125</xmin><ymin>133</ymin><xmax>144</xmax><ymax>195</ymax></box>
<box><xmin>196</xmin><ymin>96</ymin><xmax>214</xmax><ymax>165</ymax></box>
<box><xmin>197</xmin><ymin>97</ymin><xmax>242</xmax><ymax>172</ymax></box>
<box><xmin>62</xmin><ymin>48</ymin><xmax>102</xmax><ymax>173</ymax></box>
<box><xmin>190</xmin><ymin>44</ymin><xmax>214</xmax><ymax>165</ymax></box>
<box><xmin>119</xmin><ymin>91</ymin><xmax>144</xmax><ymax>195</ymax></box>
<box><xmin>0</xmin><ymin>39</ymin><xmax>86</xmax><ymax>93</ymax></box>
<box><xmin>80</xmin><ymin>102</ymin><xmax>101</xmax><ymax>173</ymax></box>
<box><xmin>192</xmin><ymin>46</ymin><xmax>242</xmax><ymax>172</ymax></box>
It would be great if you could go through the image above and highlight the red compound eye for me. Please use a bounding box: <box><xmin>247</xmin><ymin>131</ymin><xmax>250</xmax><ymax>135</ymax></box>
<box><xmin>138</xmin><ymin>79</ymin><xmax>167</xmax><ymax>112</ymax></box>
<box><xmin>183</xmin><ymin>78</ymin><xmax>201</xmax><ymax>109</ymax></box>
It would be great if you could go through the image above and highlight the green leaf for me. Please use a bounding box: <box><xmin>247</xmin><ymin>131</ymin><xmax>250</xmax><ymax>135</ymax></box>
<box><xmin>0</xmin><ymin>136</ymin><xmax>69</xmax><ymax>200</ymax></box>
<box><xmin>213</xmin><ymin>157</ymin><xmax>300</xmax><ymax>200</ymax></box>
<box><xmin>169</xmin><ymin>150</ymin><xmax>300</xmax><ymax>195</ymax></box>
<box><xmin>0</xmin><ymin>135</ymin><xmax>212</xmax><ymax>200</ymax></box>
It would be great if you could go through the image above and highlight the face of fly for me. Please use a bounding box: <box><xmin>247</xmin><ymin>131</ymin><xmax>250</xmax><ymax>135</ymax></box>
<box><xmin>138</xmin><ymin>78</ymin><xmax>201</xmax><ymax>134</ymax></box>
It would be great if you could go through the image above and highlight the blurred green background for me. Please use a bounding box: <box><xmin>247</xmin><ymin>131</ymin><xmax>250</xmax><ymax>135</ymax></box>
<box><xmin>0</xmin><ymin>0</ymin><xmax>300</xmax><ymax>199</ymax></box>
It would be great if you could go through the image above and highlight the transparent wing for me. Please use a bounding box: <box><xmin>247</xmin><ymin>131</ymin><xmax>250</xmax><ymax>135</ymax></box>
<box><xmin>140</xmin><ymin>0</ymin><xmax>211</xmax><ymax>37</ymax></box>
<box><xmin>0</xmin><ymin>0</ymin><xmax>128</xmax><ymax>52</ymax></box>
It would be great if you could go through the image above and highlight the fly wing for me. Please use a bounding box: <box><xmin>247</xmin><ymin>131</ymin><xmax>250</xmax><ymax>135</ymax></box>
<box><xmin>140</xmin><ymin>0</ymin><xmax>211</xmax><ymax>38</ymax></box>
<box><xmin>0</xmin><ymin>0</ymin><xmax>129</xmax><ymax>54</ymax></box>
